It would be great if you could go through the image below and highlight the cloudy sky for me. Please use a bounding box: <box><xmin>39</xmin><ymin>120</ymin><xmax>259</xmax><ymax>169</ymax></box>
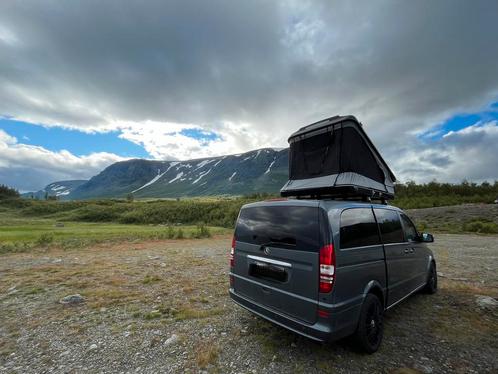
<box><xmin>1</xmin><ymin>0</ymin><xmax>497</xmax><ymax>191</ymax></box>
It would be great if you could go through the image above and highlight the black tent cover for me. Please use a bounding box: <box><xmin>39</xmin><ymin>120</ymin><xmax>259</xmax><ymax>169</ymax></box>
<box><xmin>280</xmin><ymin>115</ymin><xmax>396</xmax><ymax>199</ymax></box>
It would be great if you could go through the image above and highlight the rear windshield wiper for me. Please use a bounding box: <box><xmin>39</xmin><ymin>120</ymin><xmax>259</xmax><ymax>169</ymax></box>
<box><xmin>256</xmin><ymin>239</ymin><xmax>296</xmax><ymax>249</ymax></box>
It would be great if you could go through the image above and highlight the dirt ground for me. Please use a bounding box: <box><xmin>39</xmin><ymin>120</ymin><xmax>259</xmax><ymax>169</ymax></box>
<box><xmin>1</xmin><ymin>233</ymin><xmax>497</xmax><ymax>374</ymax></box>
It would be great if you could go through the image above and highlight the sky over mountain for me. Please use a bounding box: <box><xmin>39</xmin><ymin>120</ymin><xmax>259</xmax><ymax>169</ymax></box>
<box><xmin>1</xmin><ymin>0</ymin><xmax>497</xmax><ymax>191</ymax></box>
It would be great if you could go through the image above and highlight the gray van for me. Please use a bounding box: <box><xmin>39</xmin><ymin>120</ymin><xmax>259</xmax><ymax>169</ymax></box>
<box><xmin>229</xmin><ymin>198</ymin><xmax>436</xmax><ymax>353</ymax></box>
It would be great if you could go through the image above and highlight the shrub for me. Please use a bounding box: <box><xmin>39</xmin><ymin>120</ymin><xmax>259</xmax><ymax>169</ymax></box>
<box><xmin>192</xmin><ymin>225</ymin><xmax>211</xmax><ymax>238</ymax></box>
<box><xmin>175</xmin><ymin>228</ymin><xmax>184</xmax><ymax>239</ymax></box>
<box><xmin>0</xmin><ymin>185</ymin><xmax>20</xmax><ymax>200</ymax></box>
<box><xmin>167</xmin><ymin>226</ymin><xmax>175</xmax><ymax>239</ymax></box>
<box><xmin>35</xmin><ymin>233</ymin><xmax>54</xmax><ymax>246</ymax></box>
<box><xmin>462</xmin><ymin>220</ymin><xmax>498</xmax><ymax>234</ymax></box>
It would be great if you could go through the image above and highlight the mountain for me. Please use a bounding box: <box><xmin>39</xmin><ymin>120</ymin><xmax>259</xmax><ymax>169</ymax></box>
<box><xmin>69</xmin><ymin>148</ymin><xmax>289</xmax><ymax>199</ymax></box>
<box><xmin>22</xmin><ymin>180</ymin><xmax>87</xmax><ymax>200</ymax></box>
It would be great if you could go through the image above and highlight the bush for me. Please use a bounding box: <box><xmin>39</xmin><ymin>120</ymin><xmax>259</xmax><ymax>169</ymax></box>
<box><xmin>175</xmin><ymin>228</ymin><xmax>184</xmax><ymax>239</ymax></box>
<box><xmin>68</xmin><ymin>204</ymin><xmax>125</xmax><ymax>222</ymax></box>
<box><xmin>167</xmin><ymin>226</ymin><xmax>175</xmax><ymax>239</ymax></box>
<box><xmin>0</xmin><ymin>242</ymin><xmax>32</xmax><ymax>255</ymax></box>
<box><xmin>462</xmin><ymin>220</ymin><xmax>498</xmax><ymax>234</ymax></box>
<box><xmin>192</xmin><ymin>225</ymin><xmax>211</xmax><ymax>239</ymax></box>
<box><xmin>0</xmin><ymin>184</ymin><xmax>20</xmax><ymax>200</ymax></box>
<box><xmin>393</xmin><ymin>180</ymin><xmax>498</xmax><ymax>209</ymax></box>
<box><xmin>36</xmin><ymin>233</ymin><xmax>54</xmax><ymax>246</ymax></box>
<box><xmin>1</xmin><ymin>181</ymin><xmax>496</xmax><ymax>230</ymax></box>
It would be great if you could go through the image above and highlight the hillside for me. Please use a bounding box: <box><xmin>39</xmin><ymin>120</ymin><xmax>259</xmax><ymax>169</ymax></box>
<box><xmin>70</xmin><ymin>148</ymin><xmax>289</xmax><ymax>199</ymax></box>
<box><xmin>21</xmin><ymin>180</ymin><xmax>87</xmax><ymax>200</ymax></box>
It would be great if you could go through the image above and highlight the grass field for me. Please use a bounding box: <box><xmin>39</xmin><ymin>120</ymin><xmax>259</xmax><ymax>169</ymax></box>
<box><xmin>1</xmin><ymin>191</ymin><xmax>497</xmax><ymax>254</ymax></box>
<box><xmin>0</xmin><ymin>210</ymin><xmax>229</xmax><ymax>254</ymax></box>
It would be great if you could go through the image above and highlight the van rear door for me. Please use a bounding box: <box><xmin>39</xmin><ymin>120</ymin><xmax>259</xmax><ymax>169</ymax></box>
<box><xmin>232</xmin><ymin>203</ymin><xmax>322</xmax><ymax>324</ymax></box>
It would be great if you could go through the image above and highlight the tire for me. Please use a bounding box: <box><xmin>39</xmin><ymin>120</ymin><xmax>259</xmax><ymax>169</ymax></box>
<box><xmin>423</xmin><ymin>262</ymin><xmax>437</xmax><ymax>294</ymax></box>
<box><xmin>353</xmin><ymin>294</ymin><xmax>384</xmax><ymax>354</ymax></box>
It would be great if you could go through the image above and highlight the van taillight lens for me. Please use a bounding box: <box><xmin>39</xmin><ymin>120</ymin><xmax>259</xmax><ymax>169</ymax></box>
<box><xmin>319</xmin><ymin>244</ymin><xmax>335</xmax><ymax>293</ymax></box>
<box><xmin>229</xmin><ymin>236</ymin><xmax>236</xmax><ymax>268</ymax></box>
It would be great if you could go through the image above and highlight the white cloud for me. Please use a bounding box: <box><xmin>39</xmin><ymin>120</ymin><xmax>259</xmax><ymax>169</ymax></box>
<box><xmin>0</xmin><ymin>129</ymin><xmax>17</xmax><ymax>145</ymax></box>
<box><xmin>0</xmin><ymin>1</ymin><xmax>497</xmax><ymax>186</ymax></box>
<box><xmin>0</xmin><ymin>130</ymin><xmax>124</xmax><ymax>191</ymax></box>
<box><xmin>117</xmin><ymin>120</ymin><xmax>276</xmax><ymax>160</ymax></box>
<box><xmin>392</xmin><ymin>122</ymin><xmax>498</xmax><ymax>183</ymax></box>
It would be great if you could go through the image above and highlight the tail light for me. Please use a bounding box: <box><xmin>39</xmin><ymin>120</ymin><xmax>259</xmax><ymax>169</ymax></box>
<box><xmin>229</xmin><ymin>236</ymin><xmax>236</xmax><ymax>268</ymax></box>
<box><xmin>319</xmin><ymin>244</ymin><xmax>335</xmax><ymax>293</ymax></box>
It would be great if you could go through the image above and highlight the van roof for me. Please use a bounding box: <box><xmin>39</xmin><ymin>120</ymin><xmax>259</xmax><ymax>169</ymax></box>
<box><xmin>242</xmin><ymin>198</ymin><xmax>403</xmax><ymax>212</ymax></box>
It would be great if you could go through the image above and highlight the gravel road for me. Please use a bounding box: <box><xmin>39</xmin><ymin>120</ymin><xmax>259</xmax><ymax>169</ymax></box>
<box><xmin>1</xmin><ymin>233</ymin><xmax>497</xmax><ymax>373</ymax></box>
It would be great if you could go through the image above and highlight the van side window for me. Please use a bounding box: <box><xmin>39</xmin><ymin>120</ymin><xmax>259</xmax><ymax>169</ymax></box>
<box><xmin>374</xmin><ymin>209</ymin><xmax>404</xmax><ymax>244</ymax></box>
<box><xmin>340</xmin><ymin>208</ymin><xmax>380</xmax><ymax>249</ymax></box>
<box><xmin>400</xmin><ymin>213</ymin><xmax>418</xmax><ymax>242</ymax></box>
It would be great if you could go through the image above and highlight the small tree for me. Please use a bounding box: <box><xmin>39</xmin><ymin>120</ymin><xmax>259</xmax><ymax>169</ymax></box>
<box><xmin>126</xmin><ymin>193</ymin><xmax>134</xmax><ymax>202</ymax></box>
<box><xmin>0</xmin><ymin>184</ymin><xmax>20</xmax><ymax>200</ymax></box>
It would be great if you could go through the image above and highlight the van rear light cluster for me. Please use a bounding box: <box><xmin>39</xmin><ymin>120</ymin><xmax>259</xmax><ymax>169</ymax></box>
<box><xmin>319</xmin><ymin>244</ymin><xmax>335</xmax><ymax>293</ymax></box>
<box><xmin>229</xmin><ymin>236</ymin><xmax>236</xmax><ymax>268</ymax></box>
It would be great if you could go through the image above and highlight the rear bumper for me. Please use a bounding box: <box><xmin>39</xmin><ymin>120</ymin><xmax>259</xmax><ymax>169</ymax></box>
<box><xmin>230</xmin><ymin>288</ymin><xmax>340</xmax><ymax>343</ymax></box>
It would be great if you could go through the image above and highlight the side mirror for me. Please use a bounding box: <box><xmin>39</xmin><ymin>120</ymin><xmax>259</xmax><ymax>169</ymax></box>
<box><xmin>419</xmin><ymin>232</ymin><xmax>434</xmax><ymax>243</ymax></box>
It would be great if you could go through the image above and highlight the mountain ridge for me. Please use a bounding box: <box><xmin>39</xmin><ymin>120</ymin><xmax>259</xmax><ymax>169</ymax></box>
<box><xmin>38</xmin><ymin>148</ymin><xmax>290</xmax><ymax>200</ymax></box>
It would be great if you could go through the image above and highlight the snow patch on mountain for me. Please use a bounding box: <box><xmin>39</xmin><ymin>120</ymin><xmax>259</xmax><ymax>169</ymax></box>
<box><xmin>168</xmin><ymin>172</ymin><xmax>184</xmax><ymax>184</ymax></box>
<box><xmin>166</xmin><ymin>162</ymin><xmax>179</xmax><ymax>172</ymax></box>
<box><xmin>264</xmin><ymin>159</ymin><xmax>276</xmax><ymax>174</ymax></box>
<box><xmin>132</xmin><ymin>170</ymin><xmax>166</xmax><ymax>193</ymax></box>
<box><xmin>194</xmin><ymin>159</ymin><xmax>214</xmax><ymax>170</ymax></box>
<box><xmin>192</xmin><ymin>168</ymin><xmax>212</xmax><ymax>184</ymax></box>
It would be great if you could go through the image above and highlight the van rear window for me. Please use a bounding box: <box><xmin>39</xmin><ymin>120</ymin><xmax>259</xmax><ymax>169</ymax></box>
<box><xmin>235</xmin><ymin>206</ymin><xmax>320</xmax><ymax>251</ymax></box>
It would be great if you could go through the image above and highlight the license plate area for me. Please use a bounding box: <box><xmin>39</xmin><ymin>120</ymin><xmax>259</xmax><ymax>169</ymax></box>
<box><xmin>249</xmin><ymin>261</ymin><xmax>288</xmax><ymax>282</ymax></box>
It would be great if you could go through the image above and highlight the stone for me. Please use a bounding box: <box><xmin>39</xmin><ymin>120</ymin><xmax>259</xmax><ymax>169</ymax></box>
<box><xmin>476</xmin><ymin>295</ymin><xmax>498</xmax><ymax>309</ymax></box>
<box><xmin>59</xmin><ymin>294</ymin><xmax>85</xmax><ymax>305</ymax></box>
<box><xmin>414</xmin><ymin>363</ymin><xmax>433</xmax><ymax>373</ymax></box>
<box><xmin>164</xmin><ymin>334</ymin><xmax>179</xmax><ymax>347</ymax></box>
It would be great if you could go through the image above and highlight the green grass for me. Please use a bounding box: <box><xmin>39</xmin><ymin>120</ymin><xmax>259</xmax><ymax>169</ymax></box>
<box><xmin>0</xmin><ymin>211</ymin><xmax>228</xmax><ymax>254</ymax></box>
<box><xmin>1</xmin><ymin>195</ymin><xmax>254</xmax><ymax>228</ymax></box>
<box><xmin>1</xmin><ymin>180</ymin><xmax>497</xmax><ymax>254</ymax></box>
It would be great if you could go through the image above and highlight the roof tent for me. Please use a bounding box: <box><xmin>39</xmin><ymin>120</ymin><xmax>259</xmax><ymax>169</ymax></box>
<box><xmin>280</xmin><ymin>115</ymin><xmax>396</xmax><ymax>200</ymax></box>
